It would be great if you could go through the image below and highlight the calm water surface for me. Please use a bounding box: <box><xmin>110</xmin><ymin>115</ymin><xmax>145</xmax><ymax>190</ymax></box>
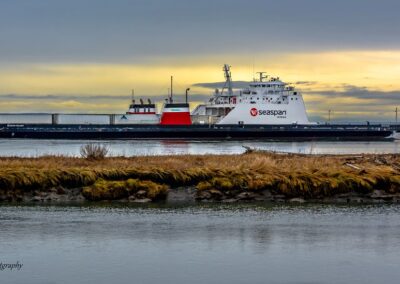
<box><xmin>0</xmin><ymin>139</ymin><xmax>399</xmax><ymax>156</ymax></box>
<box><xmin>1</xmin><ymin>203</ymin><xmax>400</xmax><ymax>284</ymax></box>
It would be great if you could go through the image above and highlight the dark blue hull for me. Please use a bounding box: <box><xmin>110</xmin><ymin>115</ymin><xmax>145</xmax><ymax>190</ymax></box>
<box><xmin>0</xmin><ymin>124</ymin><xmax>395</xmax><ymax>141</ymax></box>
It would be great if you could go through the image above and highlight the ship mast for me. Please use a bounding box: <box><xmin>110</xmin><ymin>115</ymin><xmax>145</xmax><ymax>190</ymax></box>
<box><xmin>222</xmin><ymin>64</ymin><xmax>233</xmax><ymax>96</ymax></box>
<box><xmin>170</xmin><ymin>76</ymin><xmax>173</xmax><ymax>103</ymax></box>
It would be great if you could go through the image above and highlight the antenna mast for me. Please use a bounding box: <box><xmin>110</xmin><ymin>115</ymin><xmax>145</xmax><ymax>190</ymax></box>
<box><xmin>170</xmin><ymin>76</ymin><xmax>173</xmax><ymax>103</ymax></box>
<box><xmin>222</xmin><ymin>64</ymin><xmax>233</xmax><ymax>96</ymax></box>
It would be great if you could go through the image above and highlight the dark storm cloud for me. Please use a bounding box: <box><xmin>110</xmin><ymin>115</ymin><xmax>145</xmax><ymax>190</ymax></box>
<box><xmin>0</xmin><ymin>0</ymin><xmax>399</xmax><ymax>63</ymax></box>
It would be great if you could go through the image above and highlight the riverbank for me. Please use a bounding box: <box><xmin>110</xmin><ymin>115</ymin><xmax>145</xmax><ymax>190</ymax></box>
<box><xmin>0</xmin><ymin>151</ymin><xmax>400</xmax><ymax>203</ymax></box>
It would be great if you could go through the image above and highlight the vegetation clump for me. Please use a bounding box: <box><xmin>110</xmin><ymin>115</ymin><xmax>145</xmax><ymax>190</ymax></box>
<box><xmin>80</xmin><ymin>143</ymin><xmax>109</xmax><ymax>160</ymax></box>
<box><xmin>82</xmin><ymin>178</ymin><xmax>168</xmax><ymax>201</ymax></box>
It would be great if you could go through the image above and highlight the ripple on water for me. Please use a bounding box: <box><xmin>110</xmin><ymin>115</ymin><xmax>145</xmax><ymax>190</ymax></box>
<box><xmin>1</xmin><ymin>203</ymin><xmax>400</xmax><ymax>284</ymax></box>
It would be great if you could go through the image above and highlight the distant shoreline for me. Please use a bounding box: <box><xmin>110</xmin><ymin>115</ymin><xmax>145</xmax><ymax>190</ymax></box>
<box><xmin>0</xmin><ymin>152</ymin><xmax>399</xmax><ymax>204</ymax></box>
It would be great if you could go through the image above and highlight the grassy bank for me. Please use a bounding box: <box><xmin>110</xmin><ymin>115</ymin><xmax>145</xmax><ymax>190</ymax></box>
<box><xmin>0</xmin><ymin>152</ymin><xmax>399</xmax><ymax>202</ymax></box>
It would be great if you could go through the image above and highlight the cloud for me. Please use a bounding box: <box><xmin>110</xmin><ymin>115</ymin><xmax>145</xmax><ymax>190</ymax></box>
<box><xmin>1</xmin><ymin>0</ymin><xmax>400</xmax><ymax>63</ymax></box>
<box><xmin>0</xmin><ymin>94</ymin><xmax>130</xmax><ymax>101</ymax></box>
<box><xmin>294</xmin><ymin>81</ymin><xmax>318</xmax><ymax>86</ymax></box>
<box><xmin>192</xmin><ymin>81</ymin><xmax>251</xmax><ymax>90</ymax></box>
<box><xmin>302</xmin><ymin>86</ymin><xmax>400</xmax><ymax>122</ymax></box>
<box><xmin>194</xmin><ymin>80</ymin><xmax>321</xmax><ymax>89</ymax></box>
<box><xmin>0</xmin><ymin>93</ymin><xmax>210</xmax><ymax>103</ymax></box>
<box><xmin>305</xmin><ymin>84</ymin><xmax>400</xmax><ymax>103</ymax></box>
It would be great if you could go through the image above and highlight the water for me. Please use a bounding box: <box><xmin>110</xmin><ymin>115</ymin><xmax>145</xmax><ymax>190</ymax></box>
<box><xmin>0</xmin><ymin>139</ymin><xmax>399</xmax><ymax>156</ymax></box>
<box><xmin>1</xmin><ymin>203</ymin><xmax>400</xmax><ymax>284</ymax></box>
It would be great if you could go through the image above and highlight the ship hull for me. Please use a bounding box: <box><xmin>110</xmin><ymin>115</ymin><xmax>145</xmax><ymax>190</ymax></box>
<box><xmin>0</xmin><ymin>124</ymin><xmax>394</xmax><ymax>141</ymax></box>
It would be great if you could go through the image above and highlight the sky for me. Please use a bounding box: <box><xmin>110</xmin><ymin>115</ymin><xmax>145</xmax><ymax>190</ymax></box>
<box><xmin>0</xmin><ymin>0</ymin><xmax>400</xmax><ymax>122</ymax></box>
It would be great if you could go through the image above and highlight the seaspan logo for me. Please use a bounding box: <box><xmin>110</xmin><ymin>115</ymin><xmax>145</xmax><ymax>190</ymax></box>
<box><xmin>250</xmin><ymin>108</ymin><xmax>287</xmax><ymax>116</ymax></box>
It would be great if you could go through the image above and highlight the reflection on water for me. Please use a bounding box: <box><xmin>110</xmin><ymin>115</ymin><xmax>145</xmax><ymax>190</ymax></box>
<box><xmin>1</xmin><ymin>203</ymin><xmax>400</xmax><ymax>284</ymax></box>
<box><xmin>0</xmin><ymin>139</ymin><xmax>399</xmax><ymax>156</ymax></box>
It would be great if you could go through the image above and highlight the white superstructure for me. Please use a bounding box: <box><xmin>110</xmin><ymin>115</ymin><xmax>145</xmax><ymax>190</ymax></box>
<box><xmin>192</xmin><ymin>65</ymin><xmax>312</xmax><ymax>125</ymax></box>
<box><xmin>123</xmin><ymin>97</ymin><xmax>159</xmax><ymax>124</ymax></box>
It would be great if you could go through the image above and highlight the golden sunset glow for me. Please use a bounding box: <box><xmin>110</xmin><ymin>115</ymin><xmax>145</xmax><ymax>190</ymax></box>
<box><xmin>0</xmin><ymin>50</ymin><xmax>399</xmax><ymax>120</ymax></box>
<box><xmin>2</xmin><ymin>51</ymin><xmax>400</xmax><ymax>94</ymax></box>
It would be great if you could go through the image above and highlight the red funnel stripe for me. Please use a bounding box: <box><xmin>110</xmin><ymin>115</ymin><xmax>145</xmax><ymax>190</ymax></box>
<box><xmin>160</xmin><ymin>103</ymin><xmax>192</xmax><ymax>125</ymax></box>
<box><xmin>160</xmin><ymin>112</ymin><xmax>191</xmax><ymax>125</ymax></box>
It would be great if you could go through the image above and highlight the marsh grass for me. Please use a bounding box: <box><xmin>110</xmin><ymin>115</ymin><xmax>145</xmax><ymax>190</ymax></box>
<box><xmin>0</xmin><ymin>152</ymin><xmax>399</xmax><ymax>199</ymax></box>
<box><xmin>82</xmin><ymin>178</ymin><xmax>168</xmax><ymax>201</ymax></box>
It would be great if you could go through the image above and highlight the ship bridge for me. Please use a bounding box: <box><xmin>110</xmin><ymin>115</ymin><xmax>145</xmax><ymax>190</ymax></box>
<box><xmin>192</xmin><ymin>65</ymin><xmax>310</xmax><ymax>125</ymax></box>
<box><xmin>242</xmin><ymin>75</ymin><xmax>298</xmax><ymax>99</ymax></box>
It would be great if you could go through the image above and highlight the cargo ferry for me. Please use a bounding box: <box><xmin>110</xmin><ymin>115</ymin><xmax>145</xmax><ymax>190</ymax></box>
<box><xmin>0</xmin><ymin>65</ymin><xmax>397</xmax><ymax>140</ymax></box>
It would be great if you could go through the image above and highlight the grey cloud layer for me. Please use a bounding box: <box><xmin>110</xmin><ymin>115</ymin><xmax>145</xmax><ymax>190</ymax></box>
<box><xmin>0</xmin><ymin>93</ymin><xmax>210</xmax><ymax>103</ymax></box>
<box><xmin>306</xmin><ymin>85</ymin><xmax>400</xmax><ymax>104</ymax></box>
<box><xmin>1</xmin><ymin>0</ymin><xmax>399</xmax><ymax>62</ymax></box>
<box><xmin>193</xmin><ymin>81</ymin><xmax>251</xmax><ymax>89</ymax></box>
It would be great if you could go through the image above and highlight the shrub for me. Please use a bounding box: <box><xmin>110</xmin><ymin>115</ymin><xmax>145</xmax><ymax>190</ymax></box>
<box><xmin>80</xmin><ymin>144</ymin><xmax>109</xmax><ymax>160</ymax></box>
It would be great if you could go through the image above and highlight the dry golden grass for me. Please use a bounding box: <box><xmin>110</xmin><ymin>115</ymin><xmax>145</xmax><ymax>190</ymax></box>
<box><xmin>0</xmin><ymin>152</ymin><xmax>399</xmax><ymax>199</ymax></box>
<box><xmin>82</xmin><ymin>178</ymin><xmax>168</xmax><ymax>201</ymax></box>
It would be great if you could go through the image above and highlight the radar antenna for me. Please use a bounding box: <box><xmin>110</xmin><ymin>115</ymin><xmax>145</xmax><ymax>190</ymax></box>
<box><xmin>256</xmin><ymin>72</ymin><xmax>268</xmax><ymax>82</ymax></box>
